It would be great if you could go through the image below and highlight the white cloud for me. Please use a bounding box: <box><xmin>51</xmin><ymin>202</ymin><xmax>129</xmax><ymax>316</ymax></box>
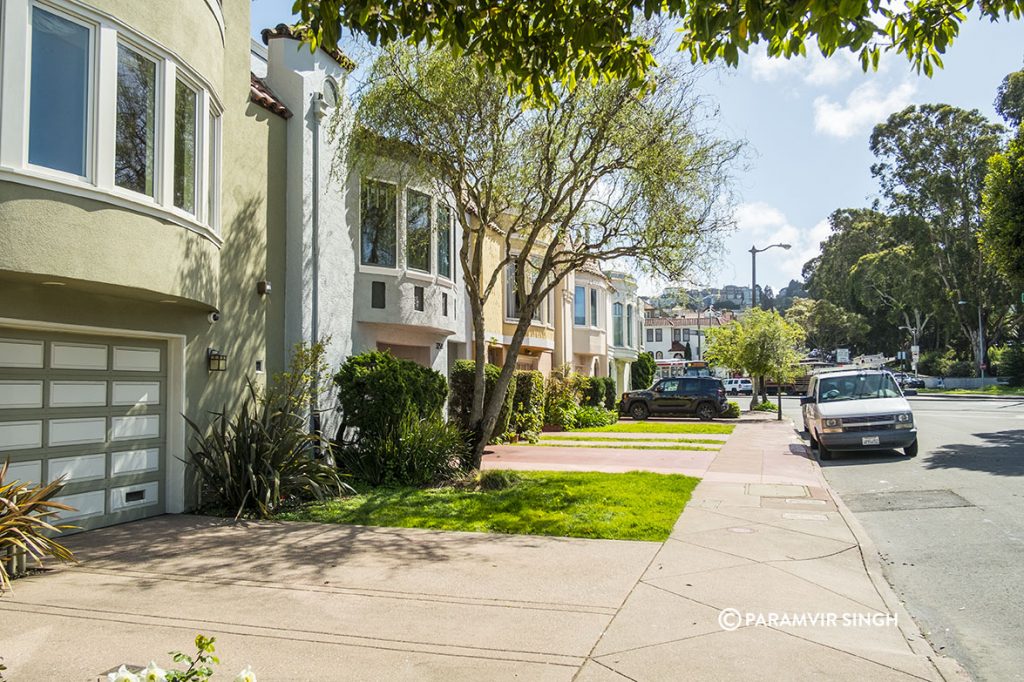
<box><xmin>728</xmin><ymin>202</ymin><xmax>832</xmax><ymax>288</ymax></box>
<box><xmin>749</xmin><ymin>48</ymin><xmax>861</xmax><ymax>88</ymax></box>
<box><xmin>813</xmin><ymin>81</ymin><xmax>916</xmax><ymax>138</ymax></box>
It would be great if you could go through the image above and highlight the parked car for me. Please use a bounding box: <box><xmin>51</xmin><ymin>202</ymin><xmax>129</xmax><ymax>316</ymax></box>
<box><xmin>894</xmin><ymin>372</ymin><xmax>925</xmax><ymax>389</ymax></box>
<box><xmin>723</xmin><ymin>377</ymin><xmax>753</xmax><ymax>395</ymax></box>
<box><xmin>801</xmin><ymin>369</ymin><xmax>918</xmax><ymax>460</ymax></box>
<box><xmin>620</xmin><ymin>377</ymin><xmax>728</xmax><ymax>421</ymax></box>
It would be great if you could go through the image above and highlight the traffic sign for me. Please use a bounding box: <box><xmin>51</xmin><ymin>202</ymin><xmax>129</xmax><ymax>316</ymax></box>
<box><xmin>836</xmin><ymin>348</ymin><xmax>850</xmax><ymax>364</ymax></box>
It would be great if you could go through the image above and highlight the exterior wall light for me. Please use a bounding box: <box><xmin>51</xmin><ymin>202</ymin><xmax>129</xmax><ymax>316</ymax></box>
<box><xmin>256</xmin><ymin>280</ymin><xmax>272</xmax><ymax>296</ymax></box>
<box><xmin>207</xmin><ymin>348</ymin><xmax>228</xmax><ymax>372</ymax></box>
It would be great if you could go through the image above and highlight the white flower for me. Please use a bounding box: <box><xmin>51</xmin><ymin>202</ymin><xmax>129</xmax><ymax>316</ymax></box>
<box><xmin>107</xmin><ymin>665</ymin><xmax>140</xmax><ymax>682</ymax></box>
<box><xmin>234</xmin><ymin>665</ymin><xmax>257</xmax><ymax>682</ymax></box>
<box><xmin>139</xmin><ymin>661</ymin><xmax>167</xmax><ymax>682</ymax></box>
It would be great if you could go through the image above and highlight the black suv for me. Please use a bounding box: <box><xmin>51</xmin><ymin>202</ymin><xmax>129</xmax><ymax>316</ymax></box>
<box><xmin>620</xmin><ymin>377</ymin><xmax>728</xmax><ymax>421</ymax></box>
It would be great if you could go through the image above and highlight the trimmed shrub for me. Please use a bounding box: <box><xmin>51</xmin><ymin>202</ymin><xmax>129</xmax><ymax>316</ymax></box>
<box><xmin>449</xmin><ymin>360</ymin><xmax>514</xmax><ymax>441</ymax></box>
<box><xmin>574</xmin><ymin>406</ymin><xmax>619</xmax><ymax>429</ymax></box>
<box><xmin>603</xmin><ymin>376</ymin><xmax>618</xmax><ymax>409</ymax></box>
<box><xmin>544</xmin><ymin>366</ymin><xmax>583</xmax><ymax>430</ymax></box>
<box><xmin>723</xmin><ymin>401</ymin><xmax>741</xmax><ymax>418</ymax></box>
<box><xmin>752</xmin><ymin>400</ymin><xmax>776</xmax><ymax>412</ymax></box>
<box><xmin>334</xmin><ymin>350</ymin><xmax>448</xmax><ymax>442</ymax></box>
<box><xmin>631</xmin><ymin>352</ymin><xmax>656</xmax><ymax>390</ymax></box>
<box><xmin>509</xmin><ymin>370</ymin><xmax>545</xmax><ymax>441</ymax></box>
<box><xmin>582</xmin><ymin>375</ymin><xmax>604</xmax><ymax>407</ymax></box>
<box><xmin>336</xmin><ymin>414</ymin><xmax>469</xmax><ymax>486</ymax></box>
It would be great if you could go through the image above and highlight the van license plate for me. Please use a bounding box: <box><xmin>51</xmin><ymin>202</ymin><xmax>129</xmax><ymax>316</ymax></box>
<box><xmin>861</xmin><ymin>436</ymin><xmax>880</xmax><ymax>446</ymax></box>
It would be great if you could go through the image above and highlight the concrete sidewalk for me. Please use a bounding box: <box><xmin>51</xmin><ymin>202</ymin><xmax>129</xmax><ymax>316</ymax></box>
<box><xmin>583</xmin><ymin>421</ymin><xmax>968</xmax><ymax>681</ymax></box>
<box><xmin>0</xmin><ymin>422</ymin><xmax>968</xmax><ymax>680</ymax></box>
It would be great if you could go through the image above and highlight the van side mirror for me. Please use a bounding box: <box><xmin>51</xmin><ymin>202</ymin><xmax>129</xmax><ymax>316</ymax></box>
<box><xmin>800</xmin><ymin>395</ymin><xmax>814</xmax><ymax>405</ymax></box>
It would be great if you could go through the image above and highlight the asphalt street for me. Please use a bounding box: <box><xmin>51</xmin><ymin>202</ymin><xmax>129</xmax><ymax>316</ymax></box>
<box><xmin>777</xmin><ymin>394</ymin><xmax>1024</xmax><ymax>681</ymax></box>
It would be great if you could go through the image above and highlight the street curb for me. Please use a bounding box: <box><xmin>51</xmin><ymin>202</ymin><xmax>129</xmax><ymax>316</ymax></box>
<box><xmin>794</xmin><ymin>429</ymin><xmax>973</xmax><ymax>681</ymax></box>
<box><xmin>911</xmin><ymin>392</ymin><xmax>1021</xmax><ymax>401</ymax></box>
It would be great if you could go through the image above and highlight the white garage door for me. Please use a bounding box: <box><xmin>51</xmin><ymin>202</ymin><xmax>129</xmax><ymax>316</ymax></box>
<box><xmin>0</xmin><ymin>328</ymin><xmax>167</xmax><ymax>533</ymax></box>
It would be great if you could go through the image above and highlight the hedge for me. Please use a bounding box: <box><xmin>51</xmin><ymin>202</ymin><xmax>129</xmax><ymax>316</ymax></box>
<box><xmin>449</xmin><ymin>360</ymin><xmax>514</xmax><ymax>442</ymax></box>
<box><xmin>509</xmin><ymin>370</ymin><xmax>545</xmax><ymax>441</ymax></box>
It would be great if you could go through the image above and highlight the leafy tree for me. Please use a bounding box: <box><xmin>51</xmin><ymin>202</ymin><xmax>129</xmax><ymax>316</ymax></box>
<box><xmin>631</xmin><ymin>352</ymin><xmax>657</xmax><ymax>390</ymax></box>
<box><xmin>995</xmin><ymin>66</ymin><xmax>1024</xmax><ymax>127</ymax></box>
<box><xmin>350</xmin><ymin>42</ymin><xmax>739</xmax><ymax>465</ymax></box>
<box><xmin>775</xmin><ymin>279</ymin><xmax>808</xmax><ymax>313</ymax></box>
<box><xmin>759</xmin><ymin>285</ymin><xmax>776</xmax><ymax>310</ymax></box>
<box><xmin>293</xmin><ymin>0</ymin><xmax>1024</xmax><ymax>102</ymax></box>
<box><xmin>805</xmin><ymin>208</ymin><xmax>890</xmax><ymax>311</ymax></box>
<box><xmin>705</xmin><ymin>308</ymin><xmax>805</xmax><ymax>410</ymax></box>
<box><xmin>981</xmin><ymin>128</ymin><xmax>1024</xmax><ymax>288</ymax></box>
<box><xmin>870</xmin><ymin>104</ymin><xmax>1010</xmax><ymax>370</ymax></box>
<box><xmin>785</xmin><ymin>298</ymin><xmax>870</xmax><ymax>355</ymax></box>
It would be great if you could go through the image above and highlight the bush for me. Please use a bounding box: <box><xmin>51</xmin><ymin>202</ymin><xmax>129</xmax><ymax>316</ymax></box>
<box><xmin>449</xmin><ymin>360</ymin><xmax>514</xmax><ymax>441</ymax></box>
<box><xmin>581</xmin><ymin>375</ymin><xmax>603</xmax><ymax>407</ymax></box>
<box><xmin>723</xmin><ymin>401</ymin><xmax>741</xmax><ymax>418</ymax></box>
<box><xmin>1</xmin><ymin>461</ymin><xmax>76</xmax><ymax>591</ymax></box>
<box><xmin>603</xmin><ymin>377</ymin><xmax>618</xmax><ymax>410</ymax></box>
<box><xmin>544</xmin><ymin>366</ymin><xmax>584</xmax><ymax>430</ymax></box>
<box><xmin>999</xmin><ymin>342</ymin><xmax>1024</xmax><ymax>387</ymax></box>
<box><xmin>188</xmin><ymin>380</ymin><xmax>349</xmax><ymax>519</ymax></box>
<box><xmin>337</xmin><ymin>414</ymin><xmax>469</xmax><ymax>486</ymax></box>
<box><xmin>752</xmin><ymin>400</ymin><xmax>776</xmax><ymax>412</ymax></box>
<box><xmin>574</xmin><ymin>405</ymin><xmax>619</xmax><ymax>429</ymax></box>
<box><xmin>509</xmin><ymin>370</ymin><xmax>545</xmax><ymax>441</ymax></box>
<box><xmin>946</xmin><ymin>360</ymin><xmax>976</xmax><ymax>378</ymax></box>
<box><xmin>334</xmin><ymin>350</ymin><xmax>448</xmax><ymax>443</ymax></box>
<box><xmin>631</xmin><ymin>352</ymin><xmax>657</xmax><ymax>390</ymax></box>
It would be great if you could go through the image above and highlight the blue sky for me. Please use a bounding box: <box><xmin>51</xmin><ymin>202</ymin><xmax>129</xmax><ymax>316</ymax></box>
<box><xmin>249</xmin><ymin>2</ymin><xmax>1022</xmax><ymax>295</ymax></box>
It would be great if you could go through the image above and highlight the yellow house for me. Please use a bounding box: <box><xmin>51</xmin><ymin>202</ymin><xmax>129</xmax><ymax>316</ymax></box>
<box><xmin>478</xmin><ymin>226</ymin><xmax>557</xmax><ymax>374</ymax></box>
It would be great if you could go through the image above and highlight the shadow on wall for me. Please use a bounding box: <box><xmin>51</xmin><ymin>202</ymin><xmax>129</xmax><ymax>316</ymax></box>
<box><xmin>185</xmin><ymin>193</ymin><xmax>267</xmax><ymax>415</ymax></box>
<box><xmin>924</xmin><ymin>430</ymin><xmax>1024</xmax><ymax>477</ymax></box>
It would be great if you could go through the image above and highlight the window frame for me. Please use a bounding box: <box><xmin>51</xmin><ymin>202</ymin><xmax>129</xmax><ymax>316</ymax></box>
<box><xmin>359</xmin><ymin>177</ymin><xmax>399</xmax><ymax>269</ymax></box>
<box><xmin>436</xmin><ymin>202</ymin><xmax>452</xmax><ymax>280</ymax></box>
<box><xmin>574</xmin><ymin>285</ymin><xmax>586</xmax><ymax>326</ymax></box>
<box><xmin>113</xmin><ymin>38</ymin><xmax>161</xmax><ymax>200</ymax></box>
<box><xmin>612</xmin><ymin>302</ymin><xmax>623</xmax><ymax>347</ymax></box>
<box><xmin>405</xmin><ymin>187</ymin><xmax>432</xmax><ymax>274</ymax></box>
<box><xmin>25</xmin><ymin>2</ymin><xmax>96</xmax><ymax>182</ymax></box>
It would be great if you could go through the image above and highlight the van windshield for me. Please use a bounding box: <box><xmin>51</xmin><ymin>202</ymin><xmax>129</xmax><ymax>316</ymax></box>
<box><xmin>818</xmin><ymin>374</ymin><xmax>901</xmax><ymax>403</ymax></box>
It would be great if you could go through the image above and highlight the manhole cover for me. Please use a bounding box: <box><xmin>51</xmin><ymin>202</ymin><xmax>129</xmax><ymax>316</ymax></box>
<box><xmin>842</xmin><ymin>489</ymin><xmax>975</xmax><ymax>513</ymax></box>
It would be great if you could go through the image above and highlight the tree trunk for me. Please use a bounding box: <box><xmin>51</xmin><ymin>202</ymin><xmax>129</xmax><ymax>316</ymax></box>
<box><xmin>749</xmin><ymin>377</ymin><xmax>759</xmax><ymax>411</ymax></box>
<box><xmin>468</xmin><ymin>297</ymin><xmax>488</xmax><ymax>450</ymax></box>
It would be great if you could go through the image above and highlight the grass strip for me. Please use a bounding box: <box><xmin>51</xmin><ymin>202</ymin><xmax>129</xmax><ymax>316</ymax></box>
<box><xmin>572</xmin><ymin>422</ymin><xmax>735</xmax><ymax>435</ymax></box>
<box><xmin>541</xmin><ymin>435</ymin><xmax>726</xmax><ymax>445</ymax></box>
<box><xmin>277</xmin><ymin>471</ymin><xmax>699</xmax><ymax>542</ymax></box>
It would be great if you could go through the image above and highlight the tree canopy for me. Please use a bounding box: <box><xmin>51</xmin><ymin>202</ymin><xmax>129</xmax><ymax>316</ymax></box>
<box><xmin>982</xmin><ymin>128</ymin><xmax>1024</xmax><ymax>289</ymax></box>
<box><xmin>347</xmin><ymin>41</ymin><xmax>739</xmax><ymax>461</ymax></box>
<box><xmin>785</xmin><ymin>298</ymin><xmax>869</xmax><ymax>355</ymax></box>
<box><xmin>293</xmin><ymin>0</ymin><xmax>1024</xmax><ymax>101</ymax></box>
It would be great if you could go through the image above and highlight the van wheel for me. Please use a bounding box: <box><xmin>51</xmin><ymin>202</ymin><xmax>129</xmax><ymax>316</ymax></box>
<box><xmin>630</xmin><ymin>403</ymin><xmax>649</xmax><ymax>421</ymax></box>
<box><xmin>818</xmin><ymin>438</ymin><xmax>833</xmax><ymax>461</ymax></box>
<box><xmin>905</xmin><ymin>440</ymin><xmax>918</xmax><ymax>458</ymax></box>
<box><xmin>696</xmin><ymin>403</ymin><xmax>716</xmax><ymax>421</ymax></box>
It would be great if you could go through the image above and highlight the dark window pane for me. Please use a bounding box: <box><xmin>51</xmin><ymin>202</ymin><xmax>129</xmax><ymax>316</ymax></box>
<box><xmin>361</xmin><ymin>180</ymin><xmax>397</xmax><ymax>267</ymax></box>
<box><xmin>371</xmin><ymin>281</ymin><xmax>386</xmax><ymax>309</ymax></box>
<box><xmin>414</xmin><ymin>285</ymin><xmax>425</xmax><ymax>311</ymax></box>
<box><xmin>574</xmin><ymin>286</ymin><xmax>586</xmax><ymax>325</ymax></box>
<box><xmin>29</xmin><ymin>7</ymin><xmax>90</xmax><ymax>175</ymax></box>
<box><xmin>613</xmin><ymin>302</ymin><xmax>623</xmax><ymax>347</ymax></box>
<box><xmin>627</xmin><ymin>305</ymin><xmax>634</xmax><ymax>346</ymax></box>
<box><xmin>442</xmin><ymin>293</ymin><xmax>449</xmax><ymax>316</ymax></box>
<box><xmin>407</xmin><ymin>190</ymin><xmax>431</xmax><ymax>271</ymax></box>
<box><xmin>590</xmin><ymin>289</ymin><xmax>598</xmax><ymax>326</ymax></box>
<box><xmin>173</xmin><ymin>79</ymin><xmax>197</xmax><ymax>212</ymax></box>
<box><xmin>437</xmin><ymin>204</ymin><xmax>452</xmax><ymax>278</ymax></box>
<box><xmin>115</xmin><ymin>45</ymin><xmax>157</xmax><ymax>196</ymax></box>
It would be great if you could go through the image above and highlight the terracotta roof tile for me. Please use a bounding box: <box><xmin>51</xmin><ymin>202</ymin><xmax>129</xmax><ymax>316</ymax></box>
<box><xmin>250</xmin><ymin>73</ymin><xmax>292</xmax><ymax>119</ymax></box>
<box><xmin>261</xmin><ymin>24</ymin><xmax>357</xmax><ymax>72</ymax></box>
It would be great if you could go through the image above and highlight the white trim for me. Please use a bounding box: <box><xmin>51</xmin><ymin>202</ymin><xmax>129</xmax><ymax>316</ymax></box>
<box><xmin>201</xmin><ymin>0</ymin><xmax>225</xmax><ymax>43</ymax></box>
<box><xmin>500</xmin><ymin>334</ymin><xmax>555</xmax><ymax>351</ymax></box>
<box><xmin>0</xmin><ymin>316</ymin><xmax>187</xmax><ymax>514</ymax></box>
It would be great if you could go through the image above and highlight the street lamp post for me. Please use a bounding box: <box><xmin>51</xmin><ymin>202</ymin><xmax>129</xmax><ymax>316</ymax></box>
<box><xmin>749</xmin><ymin>243</ymin><xmax>791</xmax><ymax>414</ymax></box>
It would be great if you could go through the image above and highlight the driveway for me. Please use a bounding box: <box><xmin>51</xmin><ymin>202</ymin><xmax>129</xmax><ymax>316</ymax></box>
<box><xmin>0</xmin><ymin>515</ymin><xmax>658</xmax><ymax>680</ymax></box>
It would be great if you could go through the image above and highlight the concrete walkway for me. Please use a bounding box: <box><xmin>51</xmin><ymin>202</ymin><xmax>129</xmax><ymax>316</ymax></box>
<box><xmin>0</xmin><ymin>422</ymin><xmax>967</xmax><ymax>680</ymax></box>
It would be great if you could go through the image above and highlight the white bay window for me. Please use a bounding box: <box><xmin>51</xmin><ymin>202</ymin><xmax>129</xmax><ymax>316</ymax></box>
<box><xmin>0</xmin><ymin>0</ymin><xmax>223</xmax><ymax>240</ymax></box>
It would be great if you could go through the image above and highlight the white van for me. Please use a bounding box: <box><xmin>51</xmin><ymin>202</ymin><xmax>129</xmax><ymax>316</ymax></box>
<box><xmin>722</xmin><ymin>378</ymin><xmax>753</xmax><ymax>395</ymax></box>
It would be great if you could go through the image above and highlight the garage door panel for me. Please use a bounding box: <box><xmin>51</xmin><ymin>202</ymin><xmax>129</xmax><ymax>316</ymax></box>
<box><xmin>0</xmin><ymin>380</ymin><xmax>44</xmax><ymax>409</ymax></box>
<box><xmin>0</xmin><ymin>329</ymin><xmax>167</xmax><ymax>533</ymax></box>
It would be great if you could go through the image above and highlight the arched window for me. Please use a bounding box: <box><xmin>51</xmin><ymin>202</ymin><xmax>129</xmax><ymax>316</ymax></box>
<box><xmin>655</xmin><ymin>351</ymin><xmax>663</xmax><ymax>359</ymax></box>
<box><xmin>673</xmin><ymin>353</ymin><xmax>683</xmax><ymax>360</ymax></box>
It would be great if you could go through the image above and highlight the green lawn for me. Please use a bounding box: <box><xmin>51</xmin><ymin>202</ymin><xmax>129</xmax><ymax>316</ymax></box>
<box><xmin>919</xmin><ymin>385</ymin><xmax>1024</xmax><ymax>396</ymax></box>
<box><xmin>541</xmin><ymin>434</ymin><xmax>726</xmax><ymax>445</ymax></box>
<box><xmin>534</xmin><ymin>442</ymin><xmax>719</xmax><ymax>452</ymax></box>
<box><xmin>572</xmin><ymin>421</ymin><xmax>735</xmax><ymax>435</ymax></box>
<box><xmin>277</xmin><ymin>471</ymin><xmax>699</xmax><ymax>541</ymax></box>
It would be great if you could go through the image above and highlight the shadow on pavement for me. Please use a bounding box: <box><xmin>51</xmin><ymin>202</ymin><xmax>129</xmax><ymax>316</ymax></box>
<box><xmin>923</xmin><ymin>429</ymin><xmax>1024</xmax><ymax>477</ymax></box>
